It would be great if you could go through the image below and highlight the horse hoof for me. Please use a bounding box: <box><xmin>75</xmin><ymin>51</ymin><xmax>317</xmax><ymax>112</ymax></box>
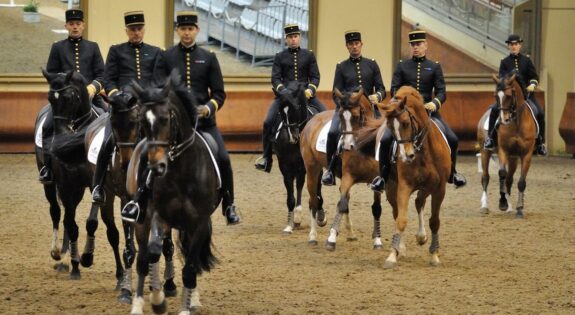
<box><xmin>151</xmin><ymin>299</ymin><xmax>167</xmax><ymax>314</ymax></box>
<box><xmin>515</xmin><ymin>211</ymin><xmax>525</xmax><ymax>219</ymax></box>
<box><xmin>282</xmin><ymin>226</ymin><xmax>293</xmax><ymax>234</ymax></box>
<box><xmin>416</xmin><ymin>235</ymin><xmax>428</xmax><ymax>246</ymax></box>
<box><xmin>163</xmin><ymin>280</ymin><xmax>177</xmax><ymax>298</ymax></box>
<box><xmin>293</xmin><ymin>222</ymin><xmax>301</xmax><ymax>228</ymax></box>
<box><xmin>383</xmin><ymin>260</ymin><xmax>397</xmax><ymax>269</ymax></box>
<box><xmin>117</xmin><ymin>290</ymin><xmax>133</xmax><ymax>304</ymax></box>
<box><xmin>430</xmin><ymin>260</ymin><xmax>441</xmax><ymax>267</ymax></box>
<box><xmin>499</xmin><ymin>201</ymin><xmax>509</xmax><ymax>211</ymax></box>
<box><xmin>69</xmin><ymin>271</ymin><xmax>81</xmax><ymax>280</ymax></box>
<box><xmin>346</xmin><ymin>237</ymin><xmax>358</xmax><ymax>242</ymax></box>
<box><xmin>80</xmin><ymin>253</ymin><xmax>94</xmax><ymax>268</ymax></box>
<box><xmin>53</xmin><ymin>262</ymin><xmax>69</xmax><ymax>273</ymax></box>
<box><xmin>50</xmin><ymin>249</ymin><xmax>61</xmax><ymax>261</ymax></box>
<box><xmin>308</xmin><ymin>240</ymin><xmax>318</xmax><ymax>246</ymax></box>
<box><xmin>480</xmin><ymin>207</ymin><xmax>490</xmax><ymax>214</ymax></box>
<box><xmin>373</xmin><ymin>244</ymin><xmax>384</xmax><ymax>250</ymax></box>
<box><xmin>325</xmin><ymin>241</ymin><xmax>336</xmax><ymax>251</ymax></box>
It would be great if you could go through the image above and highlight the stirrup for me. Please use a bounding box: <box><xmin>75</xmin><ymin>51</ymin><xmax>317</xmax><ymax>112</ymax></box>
<box><xmin>321</xmin><ymin>170</ymin><xmax>335</xmax><ymax>186</ymax></box>
<box><xmin>121</xmin><ymin>201</ymin><xmax>140</xmax><ymax>223</ymax></box>
<box><xmin>254</xmin><ymin>156</ymin><xmax>272</xmax><ymax>173</ymax></box>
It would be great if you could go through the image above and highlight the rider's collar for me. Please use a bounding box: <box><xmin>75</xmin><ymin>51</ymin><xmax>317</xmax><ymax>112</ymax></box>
<box><xmin>68</xmin><ymin>36</ymin><xmax>82</xmax><ymax>43</ymax></box>
<box><xmin>510</xmin><ymin>53</ymin><xmax>521</xmax><ymax>59</ymax></box>
<box><xmin>129</xmin><ymin>41</ymin><xmax>144</xmax><ymax>49</ymax></box>
<box><xmin>412</xmin><ymin>55</ymin><xmax>426</xmax><ymax>62</ymax></box>
<box><xmin>349</xmin><ymin>55</ymin><xmax>362</xmax><ymax>63</ymax></box>
<box><xmin>288</xmin><ymin>46</ymin><xmax>300</xmax><ymax>53</ymax></box>
<box><xmin>179</xmin><ymin>42</ymin><xmax>197</xmax><ymax>52</ymax></box>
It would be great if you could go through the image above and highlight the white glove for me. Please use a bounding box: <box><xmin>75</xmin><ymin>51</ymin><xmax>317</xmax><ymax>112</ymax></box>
<box><xmin>527</xmin><ymin>84</ymin><xmax>536</xmax><ymax>92</ymax></box>
<box><xmin>86</xmin><ymin>84</ymin><xmax>96</xmax><ymax>99</ymax></box>
<box><xmin>304</xmin><ymin>89</ymin><xmax>313</xmax><ymax>99</ymax></box>
<box><xmin>424</xmin><ymin>102</ymin><xmax>437</xmax><ymax>112</ymax></box>
<box><xmin>196</xmin><ymin>105</ymin><xmax>211</xmax><ymax>118</ymax></box>
<box><xmin>368</xmin><ymin>94</ymin><xmax>379</xmax><ymax>104</ymax></box>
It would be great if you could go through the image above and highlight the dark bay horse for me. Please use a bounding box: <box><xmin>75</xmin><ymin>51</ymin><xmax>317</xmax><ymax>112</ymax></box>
<box><xmin>476</xmin><ymin>73</ymin><xmax>538</xmax><ymax>218</ymax></box>
<box><xmin>371</xmin><ymin>86</ymin><xmax>451</xmax><ymax>268</ymax></box>
<box><xmin>34</xmin><ymin>70</ymin><xmax>98</xmax><ymax>279</ymax></box>
<box><xmin>300</xmin><ymin>87</ymin><xmax>383</xmax><ymax>250</ymax></box>
<box><xmin>126</xmin><ymin>77</ymin><xmax>220</xmax><ymax>314</ymax></box>
<box><xmin>273</xmin><ymin>82</ymin><xmax>313</xmax><ymax>234</ymax></box>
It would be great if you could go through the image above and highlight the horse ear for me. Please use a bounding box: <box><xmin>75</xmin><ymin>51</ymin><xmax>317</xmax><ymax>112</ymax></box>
<box><xmin>334</xmin><ymin>88</ymin><xmax>343</xmax><ymax>99</ymax></box>
<box><xmin>509</xmin><ymin>73</ymin><xmax>516</xmax><ymax>83</ymax></box>
<box><xmin>65</xmin><ymin>70</ymin><xmax>74</xmax><ymax>83</ymax></box>
<box><xmin>130</xmin><ymin>80</ymin><xmax>145</xmax><ymax>96</ymax></box>
<box><xmin>401</xmin><ymin>96</ymin><xmax>408</xmax><ymax>109</ymax></box>
<box><xmin>41</xmin><ymin>68</ymin><xmax>55</xmax><ymax>82</ymax></box>
<box><xmin>162</xmin><ymin>76</ymin><xmax>172</xmax><ymax>98</ymax></box>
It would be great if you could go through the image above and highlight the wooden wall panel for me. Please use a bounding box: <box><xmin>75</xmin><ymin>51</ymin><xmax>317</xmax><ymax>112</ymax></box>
<box><xmin>0</xmin><ymin>90</ymin><xmax>544</xmax><ymax>153</ymax></box>
<box><xmin>559</xmin><ymin>92</ymin><xmax>575</xmax><ymax>154</ymax></box>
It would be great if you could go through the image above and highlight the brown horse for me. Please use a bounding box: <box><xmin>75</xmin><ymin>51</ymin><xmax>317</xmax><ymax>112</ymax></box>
<box><xmin>373</xmin><ymin>86</ymin><xmax>451</xmax><ymax>268</ymax></box>
<box><xmin>299</xmin><ymin>87</ymin><xmax>383</xmax><ymax>250</ymax></box>
<box><xmin>476</xmin><ymin>73</ymin><xmax>537</xmax><ymax>219</ymax></box>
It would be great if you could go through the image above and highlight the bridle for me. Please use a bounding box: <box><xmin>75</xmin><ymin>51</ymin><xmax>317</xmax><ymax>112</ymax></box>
<box><xmin>497</xmin><ymin>85</ymin><xmax>518</xmax><ymax>121</ymax></box>
<box><xmin>112</xmin><ymin>104</ymin><xmax>140</xmax><ymax>148</ymax></box>
<box><xmin>389</xmin><ymin>103</ymin><xmax>428</xmax><ymax>153</ymax></box>
<box><xmin>50</xmin><ymin>84</ymin><xmax>93</xmax><ymax>133</ymax></box>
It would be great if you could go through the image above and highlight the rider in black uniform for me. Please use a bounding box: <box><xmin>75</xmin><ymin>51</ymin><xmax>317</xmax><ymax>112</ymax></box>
<box><xmin>254</xmin><ymin>24</ymin><xmax>326</xmax><ymax>172</ymax></box>
<box><xmin>321</xmin><ymin>30</ymin><xmax>386</xmax><ymax>186</ymax></box>
<box><xmin>121</xmin><ymin>11</ymin><xmax>240</xmax><ymax>225</ymax></box>
<box><xmin>91</xmin><ymin>11</ymin><xmax>163</xmax><ymax>204</ymax></box>
<box><xmin>483</xmin><ymin>34</ymin><xmax>547</xmax><ymax>156</ymax></box>
<box><xmin>370</xmin><ymin>30</ymin><xmax>466</xmax><ymax>193</ymax></box>
<box><xmin>39</xmin><ymin>9</ymin><xmax>105</xmax><ymax>184</ymax></box>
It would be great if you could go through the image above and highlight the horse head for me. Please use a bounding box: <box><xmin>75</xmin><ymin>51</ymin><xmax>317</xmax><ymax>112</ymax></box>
<box><xmin>278</xmin><ymin>82</ymin><xmax>308</xmax><ymax>144</ymax></box>
<box><xmin>382</xmin><ymin>86</ymin><xmax>427</xmax><ymax>163</ymax></box>
<box><xmin>132</xmin><ymin>70</ymin><xmax>195</xmax><ymax>177</ymax></box>
<box><xmin>42</xmin><ymin>69</ymin><xmax>91</xmax><ymax>134</ymax></box>
<box><xmin>103</xmin><ymin>91</ymin><xmax>140</xmax><ymax>167</ymax></box>
<box><xmin>493</xmin><ymin>72</ymin><xmax>524</xmax><ymax>125</ymax></box>
<box><xmin>334</xmin><ymin>86</ymin><xmax>364</xmax><ymax>150</ymax></box>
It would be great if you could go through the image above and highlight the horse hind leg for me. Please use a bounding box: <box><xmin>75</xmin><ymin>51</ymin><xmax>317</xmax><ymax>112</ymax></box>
<box><xmin>282</xmin><ymin>173</ymin><xmax>296</xmax><ymax>234</ymax></box>
<box><xmin>515</xmin><ymin>154</ymin><xmax>533</xmax><ymax>219</ymax></box>
<box><xmin>480</xmin><ymin>151</ymin><xmax>491</xmax><ymax>214</ymax></box>
<box><xmin>428</xmin><ymin>187</ymin><xmax>446</xmax><ymax>267</ymax></box>
<box><xmin>293</xmin><ymin>169</ymin><xmax>306</xmax><ymax>228</ymax></box>
<box><xmin>498</xmin><ymin>167</ymin><xmax>510</xmax><ymax>211</ymax></box>
<box><xmin>307</xmin><ymin>171</ymin><xmax>324</xmax><ymax>246</ymax></box>
<box><xmin>326</xmin><ymin>179</ymin><xmax>352</xmax><ymax>251</ymax></box>
<box><xmin>149</xmin><ymin>261</ymin><xmax>167</xmax><ymax>314</ymax></box>
<box><xmin>80</xmin><ymin>203</ymin><xmax>99</xmax><ymax>268</ymax></box>
<box><xmin>163</xmin><ymin>231</ymin><xmax>177</xmax><ymax>297</ymax></box>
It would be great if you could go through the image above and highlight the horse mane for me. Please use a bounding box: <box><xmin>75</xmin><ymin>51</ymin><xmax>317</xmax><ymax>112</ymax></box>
<box><xmin>355</xmin><ymin>116</ymin><xmax>385</xmax><ymax>151</ymax></box>
<box><xmin>394</xmin><ymin>86</ymin><xmax>428</xmax><ymax>122</ymax></box>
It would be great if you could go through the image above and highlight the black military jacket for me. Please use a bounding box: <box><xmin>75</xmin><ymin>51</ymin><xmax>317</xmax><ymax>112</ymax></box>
<box><xmin>333</xmin><ymin>56</ymin><xmax>386</xmax><ymax>105</ymax></box>
<box><xmin>155</xmin><ymin>43</ymin><xmax>226</xmax><ymax>127</ymax></box>
<box><xmin>104</xmin><ymin>42</ymin><xmax>163</xmax><ymax>95</ymax></box>
<box><xmin>46</xmin><ymin>37</ymin><xmax>105</xmax><ymax>94</ymax></box>
<box><xmin>391</xmin><ymin>56</ymin><xmax>446</xmax><ymax>110</ymax></box>
<box><xmin>271</xmin><ymin>47</ymin><xmax>320</xmax><ymax>96</ymax></box>
<box><xmin>499</xmin><ymin>53</ymin><xmax>539</xmax><ymax>93</ymax></box>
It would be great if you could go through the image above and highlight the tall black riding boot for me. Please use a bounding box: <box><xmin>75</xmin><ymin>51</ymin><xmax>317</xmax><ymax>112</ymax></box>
<box><xmin>321</xmin><ymin>133</ymin><xmax>337</xmax><ymax>186</ymax></box>
<box><xmin>222</xmin><ymin>190</ymin><xmax>240</xmax><ymax>225</ymax></box>
<box><xmin>448</xmin><ymin>146</ymin><xmax>467</xmax><ymax>188</ymax></box>
<box><xmin>535</xmin><ymin>114</ymin><xmax>547</xmax><ymax>156</ymax></box>
<box><xmin>484</xmin><ymin>107</ymin><xmax>499</xmax><ymax>151</ymax></box>
<box><xmin>255</xmin><ymin>126</ymin><xmax>273</xmax><ymax>173</ymax></box>
<box><xmin>91</xmin><ymin>133</ymin><xmax>113</xmax><ymax>205</ymax></box>
<box><xmin>370</xmin><ymin>133</ymin><xmax>392</xmax><ymax>193</ymax></box>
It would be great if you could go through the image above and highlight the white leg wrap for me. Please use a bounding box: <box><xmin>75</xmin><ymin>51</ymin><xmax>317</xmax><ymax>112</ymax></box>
<box><xmin>130</xmin><ymin>296</ymin><xmax>145</xmax><ymax>315</ymax></box>
<box><xmin>481</xmin><ymin>191</ymin><xmax>489</xmax><ymax>210</ymax></box>
<box><xmin>327</xmin><ymin>228</ymin><xmax>338</xmax><ymax>243</ymax></box>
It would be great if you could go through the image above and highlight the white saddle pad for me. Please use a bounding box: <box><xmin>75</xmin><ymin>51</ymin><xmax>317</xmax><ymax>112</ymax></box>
<box><xmin>87</xmin><ymin>127</ymin><xmax>106</xmax><ymax>165</ymax></box>
<box><xmin>34</xmin><ymin>116</ymin><xmax>47</xmax><ymax>148</ymax></box>
<box><xmin>483</xmin><ymin>113</ymin><xmax>491</xmax><ymax>131</ymax></box>
<box><xmin>315</xmin><ymin>120</ymin><xmax>332</xmax><ymax>153</ymax></box>
<box><xmin>195</xmin><ymin>131</ymin><xmax>222</xmax><ymax>189</ymax></box>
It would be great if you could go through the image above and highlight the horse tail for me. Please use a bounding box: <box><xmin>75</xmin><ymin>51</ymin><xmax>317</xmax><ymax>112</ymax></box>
<box><xmin>178</xmin><ymin>217</ymin><xmax>218</xmax><ymax>274</ymax></box>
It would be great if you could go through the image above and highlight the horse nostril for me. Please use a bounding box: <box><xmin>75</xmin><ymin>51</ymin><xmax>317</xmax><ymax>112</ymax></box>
<box><xmin>407</xmin><ymin>154</ymin><xmax>415</xmax><ymax>160</ymax></box>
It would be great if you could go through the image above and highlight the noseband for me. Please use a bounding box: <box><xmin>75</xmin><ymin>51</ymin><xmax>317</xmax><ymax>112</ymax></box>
<box><xmin>145</xmin><ymin>107</ymin><xmax>199</xmax><ymax>162</ymax></box>
<box><xmin>498</xmin><ymin>86</ymin><xmax>518</xmax><ymax>120</ymax></box>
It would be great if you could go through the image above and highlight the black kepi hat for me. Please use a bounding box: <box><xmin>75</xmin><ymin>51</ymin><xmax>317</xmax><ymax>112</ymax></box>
<box><xmin>505</xmin><ymin>34</ymin><xmax>523</xmax><ymax>44</ymax></box>
<box><xmin>345</xmin><ymin>30</ymin><xmax>361</xmax><ymax>43</ymax></box>
<box><xmin>284</xmin><ymin>24</ymin><xmax>300</xmax><ymax>36</ymax></box>
<box><xmin>176</xmin><ymin>11</ymin><xmax>198</xmax><ymax>26</ymax></box>
<box><xmin>408</xmin><ymin>30</ymin><xmax>426</xmax><ymax>43</ymax></box>
<box><xmin>65</xmin><ymin>9</ymin><xmax>84</xmax><ymax>22</ymax></box>
<box><xmin>125</xmin><ymin>11</ymin><xmax>145</xmax><ymax>27</ymax></box>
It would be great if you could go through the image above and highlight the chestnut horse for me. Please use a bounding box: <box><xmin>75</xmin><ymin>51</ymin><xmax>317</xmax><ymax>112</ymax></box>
<box><xmin>299</xmin><ymin>87</ymin><xmax>383</xmax><ymax>251</ymax></box>
<box><xmin>476</xmin><ymin>73</ymin><xmax>538</xmax><ymax>219</ymax></box>
<box><xmin>375</xmin><ymin>86</ymin><xmax>451</xmax><ymax>268</ymax></box>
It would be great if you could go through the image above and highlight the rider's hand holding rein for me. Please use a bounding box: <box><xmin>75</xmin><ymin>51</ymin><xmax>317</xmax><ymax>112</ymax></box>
<box><xmin>527</xmin><ymin>83</ymin><xmax>536</xmax><ymax>92</ymax></box>
<box><xmin>196</xmin><ymin>104</ymin><xmax>211</xmax><ymax>118</ymax></box>
<box><xmin>304</xmin><ymin>88</ymin><xmax>313</xmax><ymax>99</ymax></box>
<box><xmin>87</xmin><ymin>84</ymin><xmax>97</xmax><ymax>99</ymax></box>
<box><xmin>424</xmin><ymin>102</ymin><xmax>437</xmax><ymax>112</ymax></box>
<box><xmin>368</xmin><ymin>93</ymin><xmax>380</xmax><ymax>104</ymax></box>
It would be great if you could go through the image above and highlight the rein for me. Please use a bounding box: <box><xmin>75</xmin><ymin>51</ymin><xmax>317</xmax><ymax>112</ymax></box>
<box><xmin>392</xmin><ymin>107</ymin><xmax>429</xmax><ymax>152</ymax></box>
<box><xmin>167</xmin><ymin>114</ymin><xmax>199</xmax><ymax>161</ymax></box>
<box><xmin>50</xmin><ymin>84</ymin><xmax>93</xmax><ymax>132</ymax></box>
<box><xmin>113</xmin><ymin>104</ymin><xmax>140</xmax><ymax>148</ymax></box>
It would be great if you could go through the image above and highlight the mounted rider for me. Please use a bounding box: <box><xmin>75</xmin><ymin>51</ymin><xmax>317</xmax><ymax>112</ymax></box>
<box><xmin>39</xmin><ymin>9</ymin><xmax>106</xmax><ymax>184</ymax></box>
<box><xmin>321</xmin><ymin>30</ymin><xmax>386</xmax><ymax>186</ymax></box>
<box><xmin>370</xmin><ymin>29</ymin><xmax>466</xmax><ymax>193</ymax></box>
<box><xmin>483</xmin><ymin>34</ymin><xmax>547</xmax><ymax>156</ymax></box>
<box><xmin>91</xmin><ymin>11</ymin><xmax>164</xmax><ymax>205</ymax></box>
<box><xmin>255</xmin><ymin>24</ymin><xmax>326</xmax><ymax>173</ymax></box>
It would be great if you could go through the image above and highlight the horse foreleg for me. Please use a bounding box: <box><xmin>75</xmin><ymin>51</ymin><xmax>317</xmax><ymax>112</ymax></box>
<box><xmin>497</xmin><ymin>152</ymin><xmax>510</xmax><ymax>211</ymax></box>
<box><xmin>515</xmin><ymin>154</ymin><xmax>533</xmax><ymax>219</ymax></box>
<box><xmin>180</xmin><ymin>263</ymin><xmax>202</xmax><ymax>314</ymax></box>
<box><xmin>45</xmin><ymin>183</ymin><xmax>63</xmax><ymax>261</ymax></box>
<box><xmin>307</xmin><ymin>171</ymin><xmax>323</xmax><ymax>246</ymax></box>
<box><xmin>415</xmin><ymin>191</ymin><xmax>428</xmax><ymax>246</ymax></box>
<box><xmin>101</xmin><ymin>200</ymin><xmax>124</xmax><ymax>289</ymax></box>
<box><xmin>429</xmin><ymin>186</ymin><xmax>446</xmax><ymax>267</ymax></box>
<box><xmin>282</xmin><ymin>173</ymin><xmax>296</xmax><ymax>234</ymax></box>
<box><xmin>384</xmin><ymin>183</ymin><xmax>410</xmax><ymax>269</ymax></box>
<box><xmin>372</xmin><ymin>193</ymin><xmax>383</xmax><ymax>249</ymax></box>
<box><xmin>62</xmin><ymin>196</ymin><xmax>81</xmax><ymax>280</ymax></box>
<box><xmin>118</xmin><ymin>220</ymin><xmax>135</xmax><ymax>304</ymax></box>
<box><xmin>480</xmin><ymin>150</ymin><xmax>491</xmax><ymax>214</ymax></box>
<box><xmin>326</xmin><ymin>176</ymin><xmax>352</xmax><ymax>251</ymax></box>
<box><xmin>80</xmin><ymin>203</ymin><xmax>99</xmax><ymax>268</ymax></box>
<box><xmin>131</xmin><ymin>222</ymin><xmax>150</xmax><ymax>315</ymax></box>
<box><xmin>149</xmin><ymin>261</ymin><xmax>167</xmax><ymax>314</ymax></box>
<box><xmin>163</xmin><ymin>230</ymin><xmax>177</xmax><ymax>297</ymax></box>
<box><xmin>294</xmin><ymin>169</ymin><xmax>306</xmax><ymax>228</ymax></box>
